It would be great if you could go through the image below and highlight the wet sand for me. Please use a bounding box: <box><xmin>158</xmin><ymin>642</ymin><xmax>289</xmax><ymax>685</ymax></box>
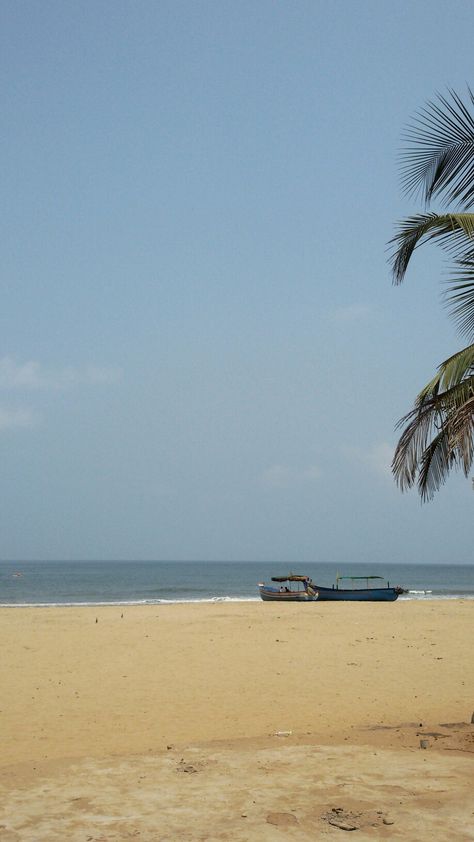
<box><xmin>1</xmin><ymin>601</ymin><xmax>473</xmax><ymax>840</ymax></box>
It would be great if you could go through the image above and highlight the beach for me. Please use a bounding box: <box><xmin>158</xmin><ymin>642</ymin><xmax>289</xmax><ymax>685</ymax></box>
<box><xmin>1</xmin><ymin>600</ymin><xmax>473</xmax><ymax>840</ymax></box>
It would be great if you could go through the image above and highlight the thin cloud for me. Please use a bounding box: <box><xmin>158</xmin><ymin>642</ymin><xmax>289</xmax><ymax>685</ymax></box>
<box><xmin>330</xmin><ymin>303</ymin><xmax>372</xmax><ymax>324</ymax></box>
<box><xmin>260</xmin><ymin>463</ymin><xmax>322</xmax><ymax>489</ymax></box>
<box><xmin>343</xmin><ymin>441</ymin><xmax>394</xmax><ymax>478</ymax></box>
<box><xmin>0</xmin><ymin>357</ymin><xmax>121</xmax><ymax>390</ymax></box>
<box><xmin>0</xmin><ymin>407</ymin><xmax>37</xmax><ymax>432</ymax></box>
<box><xmin>83</xmin><ymin>365</ymin><xmax>122</xmax><ymax>385</ymax></box>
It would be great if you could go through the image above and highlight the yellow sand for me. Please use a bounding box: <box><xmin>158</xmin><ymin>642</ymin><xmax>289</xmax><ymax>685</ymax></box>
<box><xmin>1</xmin><ymin>600</ymin><xmax>473</xmax><ymax>840</ymax></box>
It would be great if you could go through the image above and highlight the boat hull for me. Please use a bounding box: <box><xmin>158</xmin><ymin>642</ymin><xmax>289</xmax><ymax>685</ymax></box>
<box><xmin>313</xmin><ymin>585</ymin><xmax>400</xmax><ymax>602</ymax></box>
<box><xmin>258</xmin><ymin>585</ymin><xmax>318</xmax><ymax>602</ymax></box>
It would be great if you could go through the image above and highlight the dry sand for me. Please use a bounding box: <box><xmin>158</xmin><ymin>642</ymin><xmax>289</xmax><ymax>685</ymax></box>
<box><xmin>0</xmin><ymin>600</ymin><xmax>473</xmax><ymax>840</ymax></box>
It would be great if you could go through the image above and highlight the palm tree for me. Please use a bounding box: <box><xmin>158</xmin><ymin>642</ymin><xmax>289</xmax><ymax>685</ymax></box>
<box><xmin>390</xmin><ymin>89</ymin><xmax>474</xmax><ymax>500</ymax></box>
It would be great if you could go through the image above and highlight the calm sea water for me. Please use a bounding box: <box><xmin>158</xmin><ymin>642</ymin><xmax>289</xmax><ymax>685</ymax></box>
<box><xmin>0</xmin><ymin>561</ymin><xmax>473</xmax><ymax>606</ymax></box>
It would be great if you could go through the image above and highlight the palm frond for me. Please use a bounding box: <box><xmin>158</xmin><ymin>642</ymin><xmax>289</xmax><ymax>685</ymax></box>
<box><xmin>401</xmin><ymin>88</ymin><xmax>474</xmax><ymax>207</ymax></box>
<box><xmin>393</xmin><ymin>368</ymin><xmax>474</xmax><ymax>499</ymax></box>
<box><xmin>416</xmin><ymin>429</ymin><xmax>454</xmax><ymax>501</ymax></box>
<box><xmin>448</xmin><ymin>395</ymin><xmax>474</xmax><ymax>473</ymax></box>
<box><xmin>390</xmin><ymin>212</ymin><xmax>474</xmax><ymax>285</ymax></box>
<box><xmin>416</xmin><ymin>345</ymin><xmax>474</xmax><ymax>395</ymax></box>
<box><xmin>390</xmin><ymin>212</ymin><xmax>474</xmax><ymax>340</ymax></box>
<box><xmin>393</xmin><ymin>397</ymin><xmax>443</xmax><ymax>491</ymax></box>
<box><xmin>447</xmin><ymin>266</ymin><xmax>474</xmax><ymax>336</ymax></box>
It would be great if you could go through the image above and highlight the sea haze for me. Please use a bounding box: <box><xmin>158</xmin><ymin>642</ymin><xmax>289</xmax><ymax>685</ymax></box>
<box><xmin>0</xmin><ymin>561</ymin><xmax>473</xmax><ymax>606</ymax></box>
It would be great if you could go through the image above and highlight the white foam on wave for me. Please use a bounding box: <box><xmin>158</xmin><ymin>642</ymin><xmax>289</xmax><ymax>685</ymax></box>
<box><xmin>401</xmin><ymin>592</ymin><xmax>472</xmax><ymax>600</ymax></box>
<box><xmin>0</xmin><ymin>596</ymin><xmax>261</xmax><ymax>608</ymax></box>
<box><xmin>1</xmin><ymin>593</ymin><xmax>474</xmax><ymax>608</ymax></box>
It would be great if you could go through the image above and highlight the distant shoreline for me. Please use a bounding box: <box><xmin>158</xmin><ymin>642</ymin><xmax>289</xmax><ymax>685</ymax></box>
<box><xmin>0</xmin><ymin>591</ymin><xmax>474</xmax><ymax>611</ymax></box>
<box><xmin>2</xmin><ymin>593</ymin><xmax>474</xmax><ymax>607</ymax></box>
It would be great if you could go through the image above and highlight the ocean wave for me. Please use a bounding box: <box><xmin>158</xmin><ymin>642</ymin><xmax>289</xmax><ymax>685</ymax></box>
<box><xmin>400</xmin><ymin>593</ymin><xmax>473</xmax><ymax>600</ymax></box>
<box><xmin>0</xmin><ymin>596</ymin><xmax>261</xmax><ymax>608</ymax></box>
<box><xmin>1</xmin><ymin>593</ymin><xmax>474</xmax><ymax>607</ymax></box>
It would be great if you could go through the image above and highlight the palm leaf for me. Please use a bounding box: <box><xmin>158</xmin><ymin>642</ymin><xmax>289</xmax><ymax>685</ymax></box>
<box><xmin>416</xmin><ymin>429</ymin><xmax>454</xmax><ymax>501</ymax></box>
<box><xmin>393</xmin><ymin>395</ymin><xmax>444</xmax><ymax>491</ymax></box>
<box><xmin>389</xmin><ymin>213</ymin><xmax>474</xmax><ymax>339</ymax></box>
<box><xmin>448</xmin><ymin>266</ymin><xmax>474</xmax><ymax>336</ymax></box>
<box><xmin>393</xmin><ymin>367</ymin><xmax>474</xmax><ymax>499</ymax></box>
<box><xmin>390</xmin><ymin>212</ymin><xmax>474</xmax><ymax>284</ymax></box>
<box><xmin>447</xmin><ymin>394</ymin><xmax>474</xmax><ymax>469</ymax></box>
<box><xmin>393</xmin><ymin>398</ymin><xmax>470</xmax><ymax>501</ymax></box>
<box><xmin>401</xmin><ymin>88</ymin><xmax>474</xmax><ymax>207</ymax></box>
<box><xmin>416</xmin><ymin>345</ymin><xmax>474</xmax><ymax>395</ymax></box>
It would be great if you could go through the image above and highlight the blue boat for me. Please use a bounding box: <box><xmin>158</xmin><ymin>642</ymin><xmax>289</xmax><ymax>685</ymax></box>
<box><xmin>258</xmin><ymin>575</ymin><xmax>319</xmax><ymax>602</ymax></box>
<box><xmin>312</xmin><ymin>574</ymin><xmax>405</xmax><ymax>602</ymax></box>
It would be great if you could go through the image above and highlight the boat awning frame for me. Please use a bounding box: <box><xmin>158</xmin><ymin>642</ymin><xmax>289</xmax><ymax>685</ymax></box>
<box><xmin>336</xmin><ymin>575</ymin><xmax>385</xmax><ymax>581</ymax></box>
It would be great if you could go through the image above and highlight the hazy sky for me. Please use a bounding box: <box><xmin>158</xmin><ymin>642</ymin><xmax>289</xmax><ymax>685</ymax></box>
<box><xmin>2</xmin><ymin>0</ymin><xmax>474</xmax><ymax>563</ymax></box>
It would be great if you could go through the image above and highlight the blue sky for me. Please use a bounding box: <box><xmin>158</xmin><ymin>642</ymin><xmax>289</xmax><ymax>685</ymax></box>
<box><xmin>1</xmin><ymin>0</ymin><xmax>473</xmax><ymax>563</ymax></box>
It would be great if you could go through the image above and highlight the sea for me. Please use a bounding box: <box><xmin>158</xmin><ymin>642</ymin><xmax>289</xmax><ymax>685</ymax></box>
<box><xmin>0</xmin><ymin>560</ymin><xmax>473</xmax><ymax>607</ymax></box>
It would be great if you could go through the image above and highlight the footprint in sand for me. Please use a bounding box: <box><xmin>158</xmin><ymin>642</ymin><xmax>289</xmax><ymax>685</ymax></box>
<box><xmin>266</xmin><ymin>812</ymin><xmax>298</xmax><ymax>827</ymax></box>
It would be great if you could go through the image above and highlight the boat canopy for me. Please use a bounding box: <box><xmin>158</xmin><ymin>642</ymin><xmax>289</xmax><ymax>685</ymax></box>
<box><xmin>336</xmin><ymin>575</ymin><xmax>384</xmax><ymax>581</ymax></box>
<box><xmin>271</xmin><ymin>574</ymin><xmax>309</xmax><ymax>583</ymax></box>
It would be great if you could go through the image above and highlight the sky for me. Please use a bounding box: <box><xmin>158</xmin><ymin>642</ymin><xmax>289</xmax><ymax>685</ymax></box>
<box><xmin>1</xmin><ymin>0</ymin><xmax>474</xmax><ymax>564</ymax></box>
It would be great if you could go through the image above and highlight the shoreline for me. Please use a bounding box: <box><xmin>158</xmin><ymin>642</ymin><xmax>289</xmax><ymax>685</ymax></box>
<box><xmin>1</xmin><ymin>593</ymin><xmax>473</xmax><ymax>608</ymax></box>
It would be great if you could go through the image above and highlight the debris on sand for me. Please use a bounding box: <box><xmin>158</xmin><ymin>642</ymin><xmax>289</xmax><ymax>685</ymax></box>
<box><xmin>176</xmin><ymin>759</ymin><xmax>198</xmax><ymax>774</ymax></box>
<box><xmin>326</xmin><ymin>807</ymin><xmax>360</xmax><ymax>831</ymax></box>
<box><xmin>321</xmin><ymin>806</ymin><xmax>396</xmax><ymax>832</ymax></box>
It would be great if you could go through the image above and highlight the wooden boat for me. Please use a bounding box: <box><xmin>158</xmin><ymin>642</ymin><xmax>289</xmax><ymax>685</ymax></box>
<box><xmin>258</xmin><ymin>575</ymin><xmax>319</xmax><ymax>602</ymax></box>
<box><xmin>312</xmin><ymin>574</ymin><xmax>405</xmax><ymax>602</ymax></box>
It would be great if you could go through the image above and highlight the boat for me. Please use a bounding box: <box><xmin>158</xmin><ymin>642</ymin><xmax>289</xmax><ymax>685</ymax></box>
<box><xmin>311</xmin><ymin>574</ymin><xmax>405</xmax><ymax>602</ymax></box>
<box><xmin>258</xmin><ymin>575</ymin><xmax>319</xmax><ymax>602</ymax></box>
